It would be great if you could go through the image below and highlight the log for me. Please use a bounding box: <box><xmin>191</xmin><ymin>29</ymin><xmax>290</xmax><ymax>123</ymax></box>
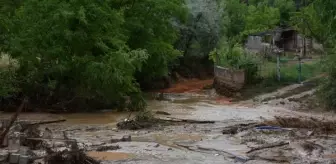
<box><xmin>25</xmin><ymin>137</ymin><xmax>77</xmax><ymax>142</ymax></box>
<box><xmin>20</xmin><ymin>119</ymin><xmax>66</xmax><ymax>132</ymax></box>
<box><xmin>247</xmin><ymin>141</ymin><xmax>289</xmax><ymax>153</ymax></box>
<box><xmin>162</xmin><ymin>117</ymin><xmax>215</xmax><ymax>124</ymax></box>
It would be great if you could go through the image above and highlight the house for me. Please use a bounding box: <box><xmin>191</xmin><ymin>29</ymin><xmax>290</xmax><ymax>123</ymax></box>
<box><xmin>245</xmin><ymin>27</ymin><xmax>316</xmax><ymax>55</ymax></box>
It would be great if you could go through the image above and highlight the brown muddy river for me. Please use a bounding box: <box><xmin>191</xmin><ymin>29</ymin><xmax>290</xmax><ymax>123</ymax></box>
<box><xmin>2</xmin><ymin>91</ymin><xmax>324</xmax><ymax>164</ymax></box>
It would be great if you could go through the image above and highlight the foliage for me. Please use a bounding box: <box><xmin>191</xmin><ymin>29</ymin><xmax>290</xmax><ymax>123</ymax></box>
<box><xmin>0</xmin><ymin>0</ymin><xmax>187</xmax><ymax>111</ymax></box>
<box><xmin>214</xmin><ymin>0</ymin><xmax>286</xmax><ymax>83</ymax></box>
<box><xmin>0</xmin><ymin>68</ymin><xmax>18</xmax><ymax>97</ymax></box>
<box><xmin>290</xmin><ymin>0</ymin><xmax>336</xmax><ymax>109</ymax></box>
<box><xmin>210</xmin><ymin>43</ymin><xmax>261</xmax><ymax>83</ymax></box>
<box><xmin>242</xmin><ymin>4</ymin><xmax>280</xmax><ymax>38</ymax></box>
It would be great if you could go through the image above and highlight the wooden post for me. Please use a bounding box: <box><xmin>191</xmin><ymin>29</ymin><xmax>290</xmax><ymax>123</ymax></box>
<box><xmin>273</xmin><ymin>31</ymin><xmax>280</xmax><ymax>81</ymax></box>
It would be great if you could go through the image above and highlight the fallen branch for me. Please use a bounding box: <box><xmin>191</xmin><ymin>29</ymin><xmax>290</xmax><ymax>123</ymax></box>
<box><xmin>162</xmin><ymin>117</ymin><xmax>215</xmax><ymax>124</ymax></box>
<box><xmin>0</xmin><ymin>98</ymin><xmax>27</xmax><ymax>146</ymax></box>
<box><xmin>25</xmin><ymin>137</ymin><xmax>77</xmax><ymax>142</ymax></box>
<box><xmin>21</xmin><ymin>119</ymin><xmax>66</xmax><ymax>132</ymax></box>
<box><xmin>247</xmin><ymin>141</ymin><xmax>289</xmax><ymax>153</ymax></box>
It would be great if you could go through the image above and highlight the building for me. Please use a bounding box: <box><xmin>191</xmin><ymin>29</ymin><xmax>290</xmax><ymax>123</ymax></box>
<box><xmin>245</xmin><ymin>27</ymin><xmax>315</xmax><ymax>55</ymax></box>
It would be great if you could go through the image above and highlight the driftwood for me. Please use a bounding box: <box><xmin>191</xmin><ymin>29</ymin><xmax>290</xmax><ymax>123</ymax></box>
<box><xmin>163</xmin><ymin>117</ymin><xmax>215</xmax><ymax>124</ymax></box>
<box><xmin>247</xmin><ymin>141</ymin><xmax>289</xmax><ymax>153</ymax></box>
<box><xmin>25</xmin><ymin>137</ymin><xmax>77</xmax><ymax>142</ymax></box>
<box><xmin>20</xmin><ymin>119</ymin><xmax>66</xmax><ymax>132</ymax></box>
<box><xmin>0</xmin><ymin>98</ymin><xmax>27</xmax><ymax>146</ymax></box>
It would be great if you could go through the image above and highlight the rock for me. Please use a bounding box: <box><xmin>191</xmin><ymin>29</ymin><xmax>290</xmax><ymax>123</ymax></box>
<box><xmin>155</xmin><ymin>111</ymin><xmax>171</xmax><ymax>116</ymax></box>
<box><xmin>121</xmin><ymin>135</ymin><xmax>131</xmax><ymax>142</ymax></box>
<box><xmin>222</xmin><ymin>126</ymin><xmax>239</xmax><ymax>135</ymax></box>
<box><xmin>111</xmin><ymin>138</ymin><xmax>120</xmax><ymax>143</ymax></box>
<box><xmin>280</xmin><ymin>101</ymin><xmax>285</xmax><ymax>105</ymax></box>
<box><xmin>154</xmin><ymin>144</ymin><xmax>160</xmax><ymax>148</ymax></box>
<box><xmin>168</xmin><ymin>148</ymin><xmax>173</xmax><ymax>151</ymax></box>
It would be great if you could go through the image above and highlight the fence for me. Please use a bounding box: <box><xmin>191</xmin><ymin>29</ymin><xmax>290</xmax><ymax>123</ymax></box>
<box><xmin>257</xmin><ymin>53</ymin><xmax>320</xmax><ymax>84</ymax></box>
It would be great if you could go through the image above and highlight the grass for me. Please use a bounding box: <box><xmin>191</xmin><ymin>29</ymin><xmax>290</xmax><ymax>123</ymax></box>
<box><xmin>237</xmin><ymin>58</ymin><xmax>322</xmax><ymax>100</ymax></box>
<box><xmin>261</xmin><ymin>59</ymin><xmax>321</xmax><ymax>84</ymax></box>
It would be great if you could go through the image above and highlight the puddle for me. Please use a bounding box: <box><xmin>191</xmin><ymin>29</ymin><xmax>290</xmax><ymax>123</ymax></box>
<box><xmin>86</xmin><ymin>151</ymin><xmax>134</xmax><ymax>161</ymax></box>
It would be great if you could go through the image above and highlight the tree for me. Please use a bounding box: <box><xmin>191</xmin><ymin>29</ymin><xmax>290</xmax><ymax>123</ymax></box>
<box><xmin>0</xmin><ymin>0</ymin><xmax>187</xmax><ymax>111</ymax></box>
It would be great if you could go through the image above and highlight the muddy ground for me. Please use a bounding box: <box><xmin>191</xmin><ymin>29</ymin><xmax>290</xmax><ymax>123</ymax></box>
<box><xmin>1</xmin><ymin>80</ymin><xmax>336</xmax><ymax>164</ymax></box>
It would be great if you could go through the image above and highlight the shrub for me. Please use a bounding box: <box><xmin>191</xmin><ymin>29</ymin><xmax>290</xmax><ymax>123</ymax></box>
<box><xmin>210</xmin><ymin>44</ymin><xmax>261</xmax><ymax>83</ymax></box>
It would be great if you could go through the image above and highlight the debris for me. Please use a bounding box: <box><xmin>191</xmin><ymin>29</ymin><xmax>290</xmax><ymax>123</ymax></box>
<box><xmin>163</xmin><ymin>117</ymin><xmax>215</xmax><ymax>124</ymax></box>
<box><xmin>154</xmin><ymin>143</ymin><xmax>160</xmax><ymax>148</ymax></box>
<box><xmin>222</xmin><ymin>126</ymin><xmax>239</xmax><ymax>135</ymax></box>
<box><xmin>45</xmin><ymin>149</ymin><xmax>100</xmax><ymax>164</ymax></box>
<box><xmin>121</xmin><ymin>135</ymin><xmax>131</xmax><ymax>142</ymax></box>
<box><xmin>155</xmin><ymin>111</ymin><xmax>171</xmax><ymax>116</ymax></box>
<box><xmin>117</xmin><ymin>119</ymin><xmax>151</xmax><ymax>130</ymax></box>
<box><xmin>222</xmin><ymin>123</ymin><xmax>260</xmax><ymax>135</ymax></box>
<box><xmin>20</xmin><ymin>119</ymin><xmax>66</xmax><ymax>133</ymax></box>
<box><xmin>111</xmin><ymin>135</ymin><xmax>132</xmax><ymax>143</ymax></box>
<box><xmin>0</xmin><ymin>150</ymin><xmax>9</xmax><ymax>163</ymax></box>
<box><xmin>0</xmin><ymin>98</ymin><xmax>26</xmax><ymax>146</ymax></box>
<box><xmin>96</xmin><ymin>145</ymin><xmax>120</xmax><ymax>151</ymax></box>
<box><xmin>263</xmin><ymin>116</ymin><xmax>336</xmax><ymax>134</ymax></box>
<box><xmin>255</xmin><ymin>126</ymin><xmax>283</xmax><ymax>130</ymax></box>
<box><xmin>247</xmin><ymin>141</ymin><xmax>289</xmax><ymax>153</ymax></box>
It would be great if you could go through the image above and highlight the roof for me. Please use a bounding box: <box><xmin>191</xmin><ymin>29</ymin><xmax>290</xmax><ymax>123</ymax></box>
<box><xmin>249</xmin><ymin>27</ymin><xmax>296</xmax><ymax>36</ymax></box>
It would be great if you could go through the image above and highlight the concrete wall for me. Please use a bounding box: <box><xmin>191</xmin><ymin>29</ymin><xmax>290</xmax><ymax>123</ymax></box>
<box><xmin>214</xmin><ymin>66</ymin><xmax>245</xmax><ymax>91</ymax></box>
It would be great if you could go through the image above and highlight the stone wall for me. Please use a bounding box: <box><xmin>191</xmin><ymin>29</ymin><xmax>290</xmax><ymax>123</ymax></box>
<box><xmin>213</xmin><ymin>66</ymin><xmax>245</xmax><ymax>96</ymax></box>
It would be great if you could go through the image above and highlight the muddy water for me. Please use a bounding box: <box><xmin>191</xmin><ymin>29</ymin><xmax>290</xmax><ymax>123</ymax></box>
<box><xmin>2</xmin><ymin>91</ymin><xmax>298</xmax><ymax>163</ymax></box>
<box><xmin>61</xmin><ymin>111</ymin><xmax>130</xmax><ymax>125</ymax></box>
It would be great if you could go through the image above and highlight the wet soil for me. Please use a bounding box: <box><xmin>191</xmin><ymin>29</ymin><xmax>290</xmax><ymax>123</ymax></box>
<box><xmin>158</xmin><ymin>79</ymin><xmax>213</xmax><ymax>93</ymax></box>
<box><xmin>2</xmin><ymin>80</ymin><xmax>334</xmax><ymax>164</ymax></box>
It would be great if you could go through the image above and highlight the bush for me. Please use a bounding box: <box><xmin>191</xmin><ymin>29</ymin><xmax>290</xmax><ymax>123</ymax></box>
<box><xmin>0</xmin><ymin>67</ymin><xmax>18</xmax><ymax>97</ymax></box>
<box><xmin>210</xmin><ymin>44</ymin><xmax>261</xmax><ymax>83</ymax></box>
<box><xmin>318</xmin><ymin>51</ymin><xmax>336</xmax><ymax>109</ymax></box>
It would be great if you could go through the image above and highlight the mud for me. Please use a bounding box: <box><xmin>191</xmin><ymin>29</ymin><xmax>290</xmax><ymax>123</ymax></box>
<box><xmin>2</xmin><ymin>82</ymin><xmax>336</xmax><ymax>164</ymax></box>
<box><xmin>158</xmin><ymin>79</ymin><xmax>213</xmax><ymax>93</ymax></box>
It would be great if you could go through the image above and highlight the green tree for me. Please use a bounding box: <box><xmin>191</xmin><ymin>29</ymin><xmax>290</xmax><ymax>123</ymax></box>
<box><xmin>121</xmin><ymin>0</ymin><xmax>187</xmax><ymax>82</ymax></box>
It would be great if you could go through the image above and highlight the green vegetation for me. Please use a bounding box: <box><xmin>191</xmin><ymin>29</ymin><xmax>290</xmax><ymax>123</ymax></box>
<box><xmin>211</xmin><ymin>0</ymin><xmax>296</xmax><ymax>83</ymax></box>
<box><xmin>291</xmin><ymin>0</ymin><xmax>336</xmax><ymax>109</ymax></box>
<box><xmin>0</xmin><ymin>0</ymin><xmax>187</xmax><ymax>111</ymax></box>
<box><xmin>214</xmin><ymin>0</ymin><xmax>326</xmax><ymax>102</ymax></box>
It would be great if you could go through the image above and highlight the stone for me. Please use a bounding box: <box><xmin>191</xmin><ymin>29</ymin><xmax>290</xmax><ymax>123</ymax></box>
<box><xmin>154</xmin><ymin>144</ymin><xmax>160</xmax><ymax>148</ymax></box>
<box><xmin>168</xmin><ymin>148</ymin><xmax>173</xmax><ymax>151</ymax></box>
